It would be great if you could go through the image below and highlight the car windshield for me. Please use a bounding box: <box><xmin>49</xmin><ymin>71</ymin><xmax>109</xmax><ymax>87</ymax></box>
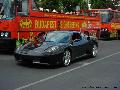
<box><xmin>0</xmin><ymin>0</ymin><xmax>15</xmax><ymax>19</ymax></box>
<box><xmin>45</xmin><ymin>32</ymin><xmax>70</xmax><ymax>43</ymax></box>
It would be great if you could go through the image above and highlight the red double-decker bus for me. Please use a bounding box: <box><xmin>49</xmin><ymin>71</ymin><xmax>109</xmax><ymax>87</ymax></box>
<box><xmin>0</xmin><ymin>0</ymin><xmax>101</xmax><ymax>51</ymax></box>
<box><xmin>92</xmin><ymin>8</ymin><xmax>120</xmax><ymax>39</ymax></box>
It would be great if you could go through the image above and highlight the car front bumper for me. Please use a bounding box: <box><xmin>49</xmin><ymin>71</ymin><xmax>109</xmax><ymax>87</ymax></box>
<box><xmin>14</xmin><ymin>52</ymin><xmax>64</xmax><ymax>65</ymax></box>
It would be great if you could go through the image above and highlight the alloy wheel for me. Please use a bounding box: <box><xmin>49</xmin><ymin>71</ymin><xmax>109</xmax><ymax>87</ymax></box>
<box><xmin>62</xmin><ymin>50</ymin><xmax>71</xmax><ymax>66</ymax></box>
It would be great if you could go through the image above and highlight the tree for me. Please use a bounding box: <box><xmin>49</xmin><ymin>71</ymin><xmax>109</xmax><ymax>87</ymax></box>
<box><xmin>79</xmin><ymin>0</ymin><xmax>88</xmax><ymax>10</ymax></box>
<box><xmin>34</xmin><ymin>0</ymin><xmax>89</xmax><ymax>12</ymax></box>
<box><xmin>40</xmin><ymin>0</ymin><xmax>59</xmax><ymax>12</ymax></box>
<box><xmin>90</xmin><ymin>0</ymin><xmax>119</xmax><ymax>9</ymax></box>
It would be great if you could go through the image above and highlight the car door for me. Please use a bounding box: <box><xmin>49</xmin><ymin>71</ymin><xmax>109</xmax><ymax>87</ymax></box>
<box><xmin>78</xmin><ymin>35</ymin><xmax>89</xmax><ymax>55</ymax></box>
<box><xmin>70</xmin><ymin>32</ymin><xmax>83</xmax><ymax>59</ymax></box>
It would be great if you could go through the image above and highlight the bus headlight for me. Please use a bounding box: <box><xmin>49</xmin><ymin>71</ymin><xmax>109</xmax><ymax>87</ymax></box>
<box><xmin>0</xmin><ymin>31</ymin><xmax>11</xmax><ymax>38</ymax></box>
<box><xmin>101</xmin><ymin>28</ymin><xmax>108</xmax><ymax>32</ymax></box>
<box><xmin>101</xmin><ymin>28</ymin><xmax>104</xmax><ymax>31</ymax></box>
<box><xmin>5</xmin><ymin>32</ymin><xmax>9</xmax><ymax>37</ymax></box>
<box><xmin>1</xmin><ymin>32</ymin><xmax>4</xmax><ymax>37</ymax></box>
<box><xmin>105</xmin><ymin>28</ymin><xmax>108</xmax><ymax>31</ymax></box>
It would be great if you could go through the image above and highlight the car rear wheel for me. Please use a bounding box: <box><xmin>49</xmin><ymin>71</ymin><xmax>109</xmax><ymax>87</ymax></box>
<box><xmin>90</xmin><ymin>44</ymin><xmax>98</xmax><ymax>57</ymax></box>
<box><xmin>62</xmin><ymin>50</ymin><xmax>71</xmax><ymax>67</ymax></box>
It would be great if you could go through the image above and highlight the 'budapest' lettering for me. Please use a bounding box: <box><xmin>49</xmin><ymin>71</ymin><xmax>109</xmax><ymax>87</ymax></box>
<box><xmin>35</xmin><ymin>20</ymin><xmax>56</xmax><ymax>29</ymax></box>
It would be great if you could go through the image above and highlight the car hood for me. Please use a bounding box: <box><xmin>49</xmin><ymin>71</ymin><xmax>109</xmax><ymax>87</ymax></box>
<box><xmin>18</xmin><ymin>41</ymin><xmax>66</xmax><ymax>55</ymax></box>
<box><xmin>34</xmin><ymin>42</ymin><xmax>58</xmax><ymax>52</ymax></box>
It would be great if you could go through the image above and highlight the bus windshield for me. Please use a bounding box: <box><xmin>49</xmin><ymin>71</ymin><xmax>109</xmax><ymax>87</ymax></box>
<box><xmin>100</xmin><ymin>10</ymin><xmax>110</xmax><ymax>23</ymax></box>
<box><xmin>0</xmin><ymin>0</ymin><xmax>15</xmax><ymax>19</ymax></box>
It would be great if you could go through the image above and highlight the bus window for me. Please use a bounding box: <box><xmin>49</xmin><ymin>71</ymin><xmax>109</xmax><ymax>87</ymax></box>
<box><xmin>17</xmin><ymin>0</ymin><xmax>29</xmax><ymax>16</ymax></box>
<box><xmin>32</xmin><ymin>0</ymin><xmax>39</xmax><ymax>10</ymax></box>
<box><xmin>0</xmin><ymin>0</ymin><xmax>15</xmax><ymax>19</ymax></box>
<box><xmin>100</xmin><ymin>10</ymin><xmax>109</xmax><ymax>23</ymax></box>
<box><xmin>118</xmin><ymin>12</ymin><xmax>120</xmax><ymax>20</ymax></box>
<box><xmin>114</xmin><ymin>12</ymin><xmax>120</xmax><ymax>20</ymax></box>
<box><xmin>110</xmin><ymin>11</ymin><xmax>114</xmax><ymax>21</ymax></box>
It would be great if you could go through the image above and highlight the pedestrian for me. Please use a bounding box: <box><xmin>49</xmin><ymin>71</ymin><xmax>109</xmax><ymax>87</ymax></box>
<box><xmin>0</xmin><ymin>0</ymin><xmax>11</xmax><ymax>18</ymax></box>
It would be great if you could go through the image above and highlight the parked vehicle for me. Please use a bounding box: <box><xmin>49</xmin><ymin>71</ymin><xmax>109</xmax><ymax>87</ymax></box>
<box><xmin>14</xmin><ymin>31</ymin><xmax>98</xmax><ymax>67</ymax></box>
<box><xmin>0</xmin><ymin>0</ymin><xmax>100</xmax><ymax>51</ymax></box>
<box><xmin>92</xmin><ymin>8</ymin><xmax>120</xmax><ymax>39</ymax></box>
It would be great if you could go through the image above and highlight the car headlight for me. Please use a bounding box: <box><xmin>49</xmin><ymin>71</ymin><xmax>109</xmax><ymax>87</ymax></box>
<box><xmin>46</xmin><ymin>46</ymin><xmax>59</xmax><ymax>53</ymax></box>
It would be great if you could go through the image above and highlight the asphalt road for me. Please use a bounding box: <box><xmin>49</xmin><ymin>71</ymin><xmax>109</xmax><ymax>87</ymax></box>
<box><xmin>0</xmin><ymin>40</ymin><xmax>120</xmax><ymax>90</ymax></box>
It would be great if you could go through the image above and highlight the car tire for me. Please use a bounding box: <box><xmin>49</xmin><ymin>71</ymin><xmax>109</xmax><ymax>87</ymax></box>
<box><xmin>62</xmin><ymin>50</ymin><xmax>71</xmax><ymax>67</ymax></box>
<box><xmin>90</xmin><ymin>44</ymin><xmax>98</xmax><ymax>57</ymax></box>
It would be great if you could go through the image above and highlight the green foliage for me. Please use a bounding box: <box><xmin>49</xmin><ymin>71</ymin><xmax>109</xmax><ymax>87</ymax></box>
<box><xmin>34</xmin><ymin>0</ymin><xmax>119</xmax><ymax>11</ymax></box>
<box><xmin>79</xmin><ymin>0</ymin><xmax>88</xmax><ymax>10</ymax></box>
<box><xmin>34</xmin><ymin>0</ymin><xmax>89</xmax><ymax>12</ymax></box>
<box><xmin>90</xmin><ymin>0</ymin><xmax>119</xmax><ymax>9</ymax></box>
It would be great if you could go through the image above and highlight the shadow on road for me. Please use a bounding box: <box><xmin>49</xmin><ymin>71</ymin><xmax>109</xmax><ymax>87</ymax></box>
<box><xmin>71</xmin><ymin>55</ymin><xmax>93</xmax><ymax>65</ymax></box>
<box><xmin>0</xmin><ymin>50</ymin><xmax>14</xmax><ymax>55</ymax></box>
<box><xmin>16</xmin><ymin>55</ymin><xmax>92</xmax><ymax>69</ymax></box>
<box><xmin>17</xmin><ymin>62</ymin><xmax>62</xmax><ymax>69</ymax></box>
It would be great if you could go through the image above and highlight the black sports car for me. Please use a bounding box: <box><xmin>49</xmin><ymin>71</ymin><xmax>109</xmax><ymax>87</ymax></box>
<box><xmin>14</xmin><ymin>31</ymin><xmax>98</xmax><ymax>67</ymax></box>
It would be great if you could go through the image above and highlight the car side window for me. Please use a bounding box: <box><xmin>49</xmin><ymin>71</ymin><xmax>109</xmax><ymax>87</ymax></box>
<box><xmin>72</xmin><ymin>33</ymin><xmax>81</xmax><ymax>41</ymax></box>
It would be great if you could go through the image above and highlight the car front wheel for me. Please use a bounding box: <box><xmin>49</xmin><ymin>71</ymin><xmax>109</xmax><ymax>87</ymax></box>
<box><xmin>62</xmin><ymin>50</ymin><xmax>71</xmax><ymax>67</ymax></box>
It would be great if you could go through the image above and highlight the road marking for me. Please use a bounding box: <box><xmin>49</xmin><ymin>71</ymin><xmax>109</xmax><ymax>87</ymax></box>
<box><xmin>14</xmin><ymin>51</ymin><xmax>120</xmax><ymax>90</ymax></box>
<box><xmin>82</xmin><ymin>62</ymin><xmax>90</xmax><ymax>66</ymax></box>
